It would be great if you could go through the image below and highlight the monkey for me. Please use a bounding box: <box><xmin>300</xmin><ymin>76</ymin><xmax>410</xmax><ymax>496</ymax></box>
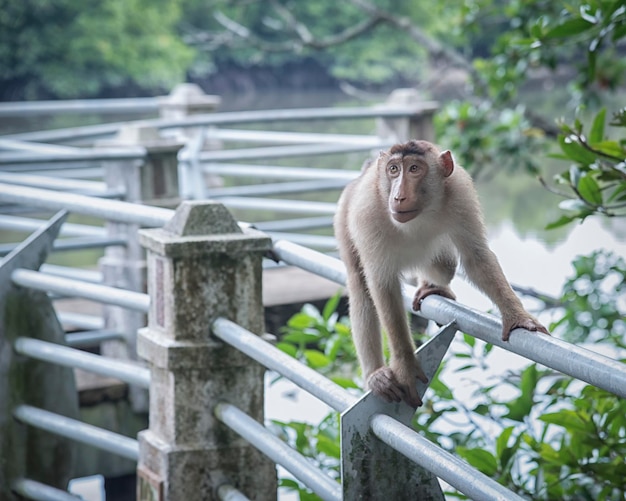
<box><xmin>334</xmin><ymin>140</ymin><xmax>549</xmax><ymax>409</ymax></box>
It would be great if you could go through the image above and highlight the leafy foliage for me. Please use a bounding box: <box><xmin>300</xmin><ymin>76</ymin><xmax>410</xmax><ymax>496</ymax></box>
<box><xmin>272</xmin><ymin>253</ymin><xmax>625</xmax><ymax>500</ymax></box>
<box><xmin>550</xmin><ymin>250</ymin><xmax>626</xmax><ymax>344</ymax></box>
<box><xmin>0</xmin><ymin>0</ymin><xmax>193</xmax><ymax>99</ymax></box>
<box><xmin>544</xmin><ymin>108</ymin><xmax>626</xmax><ymax>227</ymax></box>
<box><xmin>435</xmin><ymin>100</ymin><xmax>546</xmax><ymax>179</ymax></box>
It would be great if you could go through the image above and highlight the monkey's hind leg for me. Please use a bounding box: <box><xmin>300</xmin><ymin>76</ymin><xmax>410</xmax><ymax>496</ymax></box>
<box><xmin>412</xmin><ymin>250</ymin><xmax>457</xmax><ymax>311</ymax></box>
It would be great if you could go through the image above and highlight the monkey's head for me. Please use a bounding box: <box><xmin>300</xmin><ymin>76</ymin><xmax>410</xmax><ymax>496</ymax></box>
<box><xmin>378</xmin><ymin>140</ymin><xmax>455</xmax><ymax>224</ymax></box>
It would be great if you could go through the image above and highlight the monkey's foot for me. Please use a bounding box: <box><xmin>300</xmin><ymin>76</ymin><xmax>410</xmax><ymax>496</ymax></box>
<box><xmin>412</xmin><ymin>284</ymin><xmax>456</xmax><ymax>311</ymax></box>
<box><xmin>501</xmin><ymin>314</ymin><xmax>550</xmax><ymax>341</ymax></box>
<box><xmin>367</xmin><ymin>365</ymin><xmax>426</xmax><ymax>409</ymax></box>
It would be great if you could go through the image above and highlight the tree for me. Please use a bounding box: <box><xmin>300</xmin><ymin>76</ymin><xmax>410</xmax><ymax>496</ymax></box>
<box><xmin>0</xmin><ymin>0</ymin><xmax>193</xmax><ymax>99</ymax></box>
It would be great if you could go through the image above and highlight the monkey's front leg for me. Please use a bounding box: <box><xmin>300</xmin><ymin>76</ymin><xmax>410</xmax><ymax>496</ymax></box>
<box><xmin>366</xmin><ymin>277</ymin><xmax>428</xmax><ymax>408</ymax></box>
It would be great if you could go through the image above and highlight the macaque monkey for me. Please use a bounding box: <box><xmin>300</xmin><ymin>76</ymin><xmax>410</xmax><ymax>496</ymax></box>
<box><xmin>334</xmin><ymin>140</ymin><xmax>549</xmax><ymax>408</ymax></box>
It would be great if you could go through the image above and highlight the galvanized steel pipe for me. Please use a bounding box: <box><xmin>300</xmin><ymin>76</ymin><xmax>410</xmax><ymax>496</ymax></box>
<box><xmin>217</xmin><ymin>484</ymin><xmax>250</xmax><ymax>501</ymax></box>
<box><xmin>14</xmin><ymin>337</ymin><xmax>150</xmax><ymax>388</ymax></box>
<box><xmin>370</xmin><ymin>414</ymin><xmax>525</xmax><ymax>501</ymax></box>
<box><xmin>272</xmin><ymin>240</ymin><xmax>626</xmax><ymax>399</ymax></box>
<box><xmin>13</xmin><ymin>405</ymin><xmax>139</xmax><ymax>461</ymax></box>
<box><xmin>414</xmin><ymin>291</ymin><xmax>626</xmax><ymax>400</ymax></box>
<box><xmin>219</xmin><ymin>196</ymin><xmax>336</xmax><ymax>215</ymax></box>
<box><xmin>204</xmin><ymin>163</ymin><xmax>358</xmax><ymax>181</ymax></box>
<box><xmin>271</xmin><ymin>240</ymin><xmax>347</xmax><ymax>287</ymax></box>
<box><xmin>12</xmin><ymin>478</ymin><xmax>81</xmax><ymax>501</ymax></box>
<box><xmin>0</xmin><ymin>183</ymin><xmax>173</xmax><ymax>227</ymax></box>
<box><xmin>212</xmin><ymin>318</ymin><xmax>357</xmax><ymax>412</ymax></box>
<box><xmin>214</xmin><ymin>402</ymin><xmax>341</xmax><ymax>501</ymax></box>
<box><xmin>11</xmin><ymin>268</ymin><xmax>150</xmax><ymax>312</ymax></box>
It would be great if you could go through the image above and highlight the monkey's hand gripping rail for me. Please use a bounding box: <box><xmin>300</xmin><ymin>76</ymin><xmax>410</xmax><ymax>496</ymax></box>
<box><xmin>270</xmin><ymin>239</ymin><xmax>626</xmax><ymax>401</ymax></box>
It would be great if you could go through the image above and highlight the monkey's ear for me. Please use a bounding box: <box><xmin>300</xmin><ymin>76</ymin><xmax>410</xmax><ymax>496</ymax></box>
<box><xmin>439</xmin><ymin>150</ymin><xmax>454</xmax><ymax>177</ymax></box>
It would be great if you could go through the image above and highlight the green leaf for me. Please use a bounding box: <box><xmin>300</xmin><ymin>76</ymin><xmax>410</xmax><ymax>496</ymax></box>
<box><xmin>276</xmin><ymin>342</ymin><xmax>298</xmax><ymax>357</ymax></box>
<box><xmin>316</xmin><ymin>434</ymin><xmax>341</xmax><ymax>458</ymax></box>
<box><xmin>592</xmin><ymin>140</ymin><xmax>625</xmax><ymax>157</ymax></box>
<box><xmin>282</xmin><ymin>332</ymin><xmax>320</xmax><ymax>344</ymax></box>
<box><xmin>322</xmin><ymin>291</ymin><xmax>342</xmax><ymax>322</ymax></box>
<box><xmin>589</xmin><ymin>108</ymin><xmax>606</xmax><ymax>143</ymax></box>
<box><xmin>559</xmin><ymin>135</ymin><xmax>598</xmax><ymax>165</ymax></box>
<box><xmin>577</xmin><ymin>174</ymin><xmax>603</xmax><ymax>205</ymax></box>
<box><xmin>457</xmin><ymin>447</ymin><xmax>498</xmax><ymax>476</ymax></box>
<box><xmin>429</xmin><ymin>372</ymin><xmax>454</xmax><ymax>400</ymax></box>
<box><xmin>304</xmin><ymin>350</ymin><xmax>330</xmax><ymax>368</ymax></box>
<box><xmin>539</xmin><ymin>410</ymin><xmax>594</xmax><ymax>434</ymax></box>
<box><xmin>496</xmin><ymin>426</ymin><xmax>515</xmax><ymax>459</ymax></box>
<box><xmin>330</xmin><ymin>376</ymin><xmax>360</xmax><ymax>389</ymax></box>
<box><xmin>463</xmin><ymin>333</ymin><xmax>476</xmax><ymax>347</ymax></box>
<box><xmin>543</xmin><ymin>18</ymin><xmax>594</xmax><ymax>39</ymax></box>
<box><xmin>520</xmin><ymin>365</ymin><xmax>539</xmax><ymax>402</ymax></box>
<box><xmin>287</xmin><ymin>312</ymin><xmax>315</xmax><ymax>329</ymax></box>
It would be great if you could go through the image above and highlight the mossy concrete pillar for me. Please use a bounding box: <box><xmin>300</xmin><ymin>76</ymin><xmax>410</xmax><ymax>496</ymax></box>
<box><xmin>136</xmin><ymin>201</ymin><xmax>277</xmax><ymax>500</ymax></box>
<box><xmin>377</xmin><ymin>88</ymin><xmax>438</xmax><ymax>142</ymax></box>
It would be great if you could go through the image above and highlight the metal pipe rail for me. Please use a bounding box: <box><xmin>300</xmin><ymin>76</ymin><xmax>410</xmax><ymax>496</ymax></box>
<box><xmin>40</xmin><ymin>264</ymin><xmax>103</xmax><ymax>284</ymax></box>
<box><xmin>217</xmin><ymin>484</ymin><xmax>250</xmax><ymax>501</ymax></box>
<box><xmin>0</xmin><ymin>97</ymin><xmax>160</xmax><ymax>116</ymax></box>
<box><xmin>204</xmin><ymin>163</ymin><xmax>358</xmax><ymax>182</ymax></box>
<box><xmin>0</xmin><ymin>183</ymin><xmax>173</xmax><ymax>227</ymax></box>
<box><xmin>212</xmin><ymin>318</ymin><xmax>357</xmax><ymax>412</ymax></box>
<box><xmin>265</xmin><ymin>232</ymin><xmax>336</xmax><ymax>250</ymax></box>
<box><xmin>213</xmin><ymin>318</ymin><xmax>526</xmax><ymax>501</ymax></box>
<box><xmin>0</xmin><ymin>214</ymin><xmax>106</xmax><ymax>238</ymax></box>
<box><xmin>14</xmin><ymin>337</ymin><xmax>150</xmax><ymax>388</ymax></box>
<box><xmin>57</xmin><ymin>312</ymin><xmax>104</xmax><ymax>331</ymax></box>
<box><xmin>209</xmin><ymin>179</ymin><xmax>348</xmax><ymax>198</ymax></box>
<box><xmin>11</xmin><ymin>268</ymin><xmax>150</xmax><ymax>313</ymax></box>
<box><xmin>196</xmin><ymin>141</ymin><xmax>391</xmax><ymax>163</ymax></box>
<box><xmin>0</xmin><ymin>171</ymin><xmax>109</xmax><ymax>193</ymax></box>
<box><xmin>0</xmin><ymin>147</ymin><xmax>146</xmax><ymax>165</ymax></box>
<box><xmin>271</xmin><ymin>240</ymin><xmax>626</xmax><ymax>399</ymax></box>
<box><xmin>255</xmin><ymin>216</ymin><xmax>335</xmax><ymax>232</ymax></box>
<box><xmin>14</xmin><ymin>405</ymin><xmax>139</xmax><ymax>461</ymax></box>
<box><xmin>215</xmin><ymin>403</ymin><xmax>341</xmax><ymax>501</ymax></box>
<box><xmin>219</xmin><ymin>197</ymin><xmax>336</xmax><ymax>215</ymax></box>
<box><xmin>0</xmin><ymin>138</ymin><xmax>81</xmax><ymax>154</ymax></box>
<box><xmin>370</xmin><ymin>415</ymin><xmax>524</xmax><ymax>501</ymax></box>
<box><xmin>11</xmin><ymin>479</ymin><xmax>81</xmax><ymax>501</ymax></box>
<box><xmin>65</xmin><ymin>330</ymin><xmax>124</xmax><ymax>347</ymax></box>
<box><xmin>0</xmin><ymin>236</ymin><xmax>127</xmax><ymax>257</ymax></box>
<box><xmin>210</xmin><ymin>128</ymin><xmax>382</xmax><ymax>146</ymax></box>
<box><xmin>5</xmin><ymin>103</ymin><xmax>438</xmax><ymax>143</ymax></box>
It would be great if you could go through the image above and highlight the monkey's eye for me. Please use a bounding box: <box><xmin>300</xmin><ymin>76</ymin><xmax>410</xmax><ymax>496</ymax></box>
<box><xmin>388</xmin><ymin>164</ymin><xmax>399</xmax><ymax>174</ymax></box>
<box><xmin>409</xmin><ymin>164</ymin><xmax>420</xmax><ymax>173</ymax></box>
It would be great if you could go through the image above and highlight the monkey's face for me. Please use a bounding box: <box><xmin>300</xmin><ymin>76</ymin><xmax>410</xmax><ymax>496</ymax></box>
<box><xmin>384</xmin><ymin>153</ymin><xmax>430</xmax><ymax>223</ymax></box>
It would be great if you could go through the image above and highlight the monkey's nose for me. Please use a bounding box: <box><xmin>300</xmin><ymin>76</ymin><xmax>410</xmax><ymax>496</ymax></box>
<box><xmin>394</xmin><ymin>195</ymin><xmax>406</xmax><ymax>202</ymax></box>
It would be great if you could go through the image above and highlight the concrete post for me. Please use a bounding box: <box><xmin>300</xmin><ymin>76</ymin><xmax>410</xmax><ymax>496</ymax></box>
<box><xmin>136</xmin><ymin>201</ymin><xmax>277</xmax><ymax>500</ymax></box>
<box><xmin>97</xmin><ymin>125</ymin><xmax>184</xmax><ymax>412</ymax></box>
<box><xmin>159</xmin><ymin>83</ymin><xmax>223</xmax><ymax>199</ymax></box>
<box><xmin>158</xmin><ymin>83</ymin><xmax>221</xmax><ymax>121</ymax></box>
<box><xmin>377</xmin><ymin>88</ymin><xmax>438</xmax><ymax>142</ymax></box>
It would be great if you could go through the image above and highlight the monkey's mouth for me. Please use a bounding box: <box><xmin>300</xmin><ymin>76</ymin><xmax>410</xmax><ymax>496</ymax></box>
<box><xmin>390</xmin><ymin>209</ymin><xmax>419</xmax><ymax>223</ymax></box>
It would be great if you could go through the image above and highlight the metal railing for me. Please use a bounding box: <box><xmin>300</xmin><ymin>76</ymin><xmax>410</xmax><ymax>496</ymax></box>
<box><xmin>4</xmin><ymin>194</ymin><xmax>626</xmax><ymax>500</ymax></box>
<box><xmin>2</xmin><ymin>93</ymin><xmax>624</xmax><ymax>500</ymax></box>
